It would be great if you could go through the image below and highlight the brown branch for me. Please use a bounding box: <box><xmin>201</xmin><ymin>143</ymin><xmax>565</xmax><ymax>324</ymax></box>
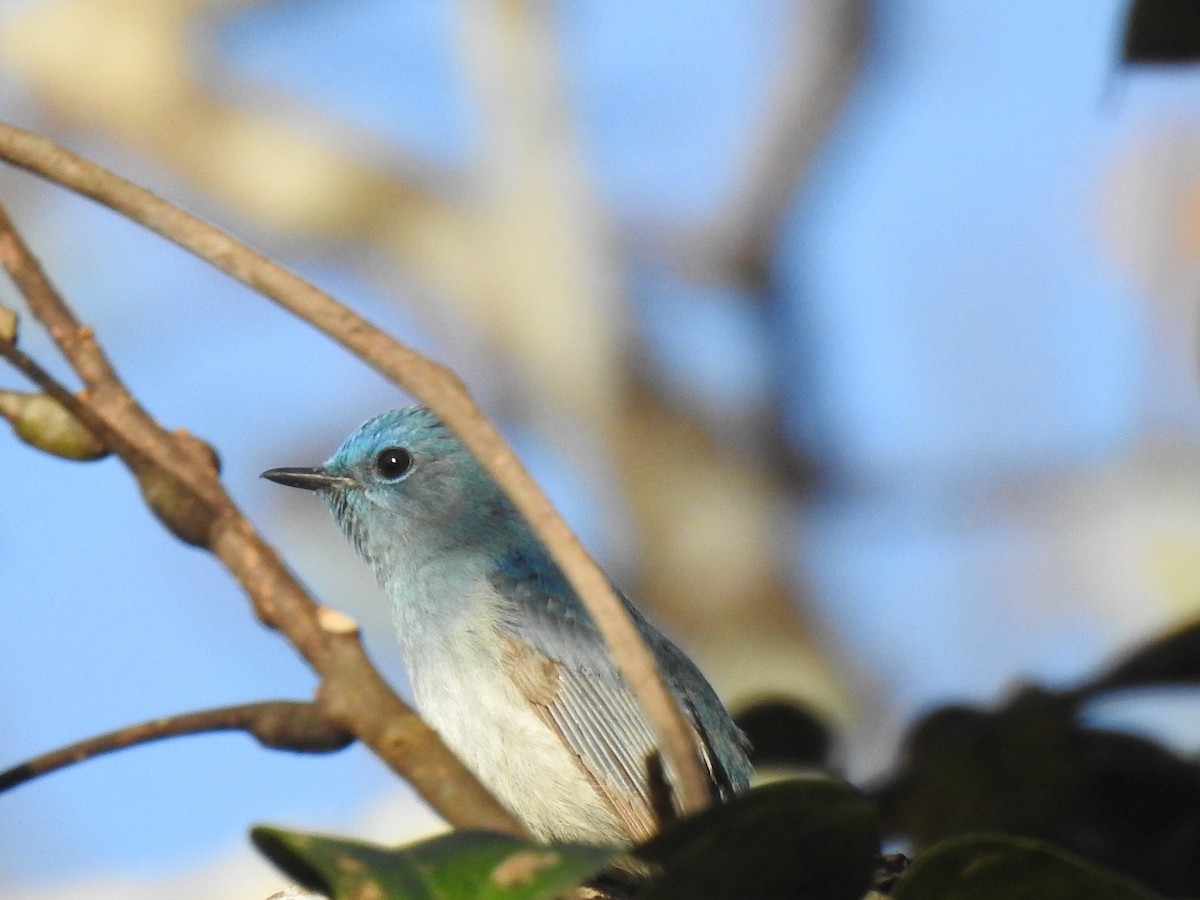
<box><xmin>0</xmin><ymin>700</ymin><xmax>354</xmax><ymax>793</ymax></box>
<box><xmin>0</xmin><ymin>121</ymin><xmax>711</xmax><ymax>817</ymax></box>
<box><xmin>0</xmin><ymin>199</ymin><xmax>525</xmax><ymax>836</ymax></box>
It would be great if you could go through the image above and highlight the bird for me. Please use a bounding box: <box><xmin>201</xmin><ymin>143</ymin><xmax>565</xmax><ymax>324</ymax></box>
<box><xmin>262</xmin><ymin>406</ymin><xmax>751</xmax><ymax>846</ymax></box>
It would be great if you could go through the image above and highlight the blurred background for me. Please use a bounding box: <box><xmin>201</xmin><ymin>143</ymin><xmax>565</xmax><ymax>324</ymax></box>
<box><xmin>2</xmin><ymin>0</ymin><xmax>1200</xmax><ymax>896</ymax></box>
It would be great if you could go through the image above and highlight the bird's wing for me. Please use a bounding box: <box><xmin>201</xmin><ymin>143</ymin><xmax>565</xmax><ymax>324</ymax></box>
<box><xmin>497</xmin><ymin>630</ymin><xmax>661</xmax><ymax>841</ymax></box>
<box><xmin>490</xmin><ymin>548</ymin><xmax>737</xmax><ymax>843</ymax></box>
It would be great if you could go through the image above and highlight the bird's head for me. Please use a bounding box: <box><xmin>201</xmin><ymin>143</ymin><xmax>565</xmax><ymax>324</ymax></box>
<box><xmin>262</xmin><ymin>407</ymin><xmax>513</xmax><ymax>571</ymax></box>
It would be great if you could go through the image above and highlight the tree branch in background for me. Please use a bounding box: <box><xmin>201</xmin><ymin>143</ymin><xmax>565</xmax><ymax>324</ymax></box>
<box><xmin>662</xmin><ymin>0</ymin><xmax>871</xmax><ymax>288</ymax></box>
<box><xmin>0</xmin><ymin>701</ymin><xmax>354</xmax><ymax>793</ymax></box>
<box><xmin>0</xmin><ymin>199</ymin><xmax>525</xmax><ymax>836</ymax></box>
<box><xmin>0</xmin><ymin>122</ymin><xmax>712</xmax><ymax>818</ymax></box>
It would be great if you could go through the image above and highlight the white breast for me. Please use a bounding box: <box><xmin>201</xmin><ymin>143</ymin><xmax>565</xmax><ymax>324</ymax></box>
<box><xmin>390</xmin><ymin>577</ymin><xmax>630</xmax><ymax>845</ymax></box>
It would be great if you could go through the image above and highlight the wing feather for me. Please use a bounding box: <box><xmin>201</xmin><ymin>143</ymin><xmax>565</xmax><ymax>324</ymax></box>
<box><xmin>500</xmin><ymin>631</ymin><xmax>659</xmax><ymax>840</ymax></box>
<box><xmin>492</xmin><ymin>548</ymin><xmax>744</xmax><ymax>842</ymax></box>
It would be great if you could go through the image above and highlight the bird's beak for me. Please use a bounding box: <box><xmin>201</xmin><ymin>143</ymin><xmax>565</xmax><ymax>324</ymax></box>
<box><xmin>261</xmin><ymin>466</ymin><xmax>354</xmax><ymax>491</ymax></box>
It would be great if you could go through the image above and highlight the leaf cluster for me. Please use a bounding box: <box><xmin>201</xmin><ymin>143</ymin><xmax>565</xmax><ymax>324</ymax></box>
<box><xmin>255</xmin><ymin>604</ymin><xmax>1200</xmax><ymax>898</ymax></box>
<box><xmin>255</xmin><ymin>773</ymin><xmax>1168</xmax><ymax>899</ymax></box>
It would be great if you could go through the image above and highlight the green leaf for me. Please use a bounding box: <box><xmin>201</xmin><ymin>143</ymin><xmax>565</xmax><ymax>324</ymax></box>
<box><xmin>634</xmin><ymin>777</ymin><xmax>878</xmax><ymax>900</ymax></box>
<box><xmin>893</xmin><ymin>834</ymin><xmax>1162</xmax><ymax>900</ymax></box>
<box><xmin>250</xmin><ymin>827</ymin><xmax>617</xmax><ymax>900</ymax></box>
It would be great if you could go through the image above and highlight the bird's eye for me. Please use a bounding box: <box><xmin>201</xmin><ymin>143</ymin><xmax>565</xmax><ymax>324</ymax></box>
<box><xmin>374</xmin><ymin>447</ymin><xmax>413</xmax><ymax>480</ymax></box>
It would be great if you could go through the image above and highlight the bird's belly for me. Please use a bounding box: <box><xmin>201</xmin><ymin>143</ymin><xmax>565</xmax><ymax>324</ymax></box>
<box><xmin>404</xmin><ymin>626</ymin><xmax>630</xmax><ymax>846</ymax></box>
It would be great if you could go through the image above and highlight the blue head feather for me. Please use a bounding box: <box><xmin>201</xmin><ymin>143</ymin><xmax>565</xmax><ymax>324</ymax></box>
<box><xmin>319</xmin><ymin>407</ymin><xmax>525</xmax><ymax>576</ymax></box>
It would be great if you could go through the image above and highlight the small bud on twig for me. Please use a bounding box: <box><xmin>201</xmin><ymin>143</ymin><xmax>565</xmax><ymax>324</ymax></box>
<box><xmin>0</xmin><ymin>304</ymin><xmax>16</xmax><ymax>342</ymax></box>
<box><xmin>0</xmin><ymin>389</ymin><xmax>108</xmax><ymax>461</ymax></box>
<box><xmin>175</xmin><ymin>427</ymin><xmax>222</xmax><ymax>474</ymax></box>
<box><xmin>134</xmin><ymin>465</ymin><xmax>217</xmax><ymax>547</ymax></box>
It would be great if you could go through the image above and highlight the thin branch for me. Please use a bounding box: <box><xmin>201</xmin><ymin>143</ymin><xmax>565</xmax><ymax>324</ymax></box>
<box><xmin>0</xmin><ymin>199</ymin><xmax>526</xmax><ymax>836</ymax></box>
<box><xmin>0</xmin><ymin>701</ymin><xmax>354</xmax><ymax>793</ymax></box>
<box><xmin>0</xmin><ymin>122</ymin><xmax>711</xmax><ymax>816</ymax></box>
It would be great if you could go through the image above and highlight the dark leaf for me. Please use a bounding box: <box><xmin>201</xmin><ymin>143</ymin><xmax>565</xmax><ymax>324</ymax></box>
<box><xmin>875</xmin><ymin>686</ymin><xmax>1200</xmax><ymax>895</ymax></box>
<box><xmin>634</xmin><ymin>777</ymin><xmax>878</xmax><ymax>900</ymax></box>
<box><xmin>734</xmin><ymin>697</ymin><xmax>833</xmax><ymax>770</ymax></box>
<box><xmin>251</xmin><ymin>827</ymin><xmax>616</xmax><ymax>900</ymax></box>
<box><xmin>1123</xmin><ymin>0</ymin><xmax>1200</xmax><ymax>65</ymax></box>
<box><xmin>1074</xmin><ymin>620</ymin><xmax>1200</xmax><ymax>698</ymax></box>
<box><xmin>892</xmin><ymin>834</ymin><xmax>1160</xmax><ymax>900</ymax></box>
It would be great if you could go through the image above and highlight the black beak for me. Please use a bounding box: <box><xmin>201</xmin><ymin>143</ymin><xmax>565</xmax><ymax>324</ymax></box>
<box><xmin>261</xmin><ymin>466</ymin><xmax>354</xmax><ymax>491</ymax></box>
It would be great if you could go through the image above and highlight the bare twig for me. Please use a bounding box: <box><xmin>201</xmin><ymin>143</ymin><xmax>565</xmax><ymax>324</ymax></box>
<box><xmin>0</xmin><ymin>121</ymin><xmax>711</xmax><ymax>817</ymax></box>
<box><xmin>0</xmin><ymin>199</ymin><xmax>525</xmax><ymax>836</ymax></box>
<box><xmin>0</xmin><ymin>701</ymin><xmax>354</xmax><ymax>793</ymax></box>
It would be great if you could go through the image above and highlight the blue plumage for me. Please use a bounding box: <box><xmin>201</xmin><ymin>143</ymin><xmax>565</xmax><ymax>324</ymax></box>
<box><xmin>263</xmin><ymin>407</ymin><xmax>751</xmax><ymax>845</ymax></box>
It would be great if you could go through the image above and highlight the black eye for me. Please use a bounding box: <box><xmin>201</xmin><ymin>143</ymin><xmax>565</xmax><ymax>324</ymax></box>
<box><xmin>374</xmin><ymin>447</ymin><xmax>413</xmax><ymax>480</ymax></box>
